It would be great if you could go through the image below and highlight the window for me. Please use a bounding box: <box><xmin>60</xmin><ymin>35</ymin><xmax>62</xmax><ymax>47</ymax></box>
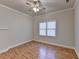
<box><xmin>39</xmin><ymin>21</ymin><xmax>56</xmax><ymax>37</ymax></box>
<box><xmin>39</xmin><ymin>22</ymin><xmax>46</xmax><ymax>36</ymax></box>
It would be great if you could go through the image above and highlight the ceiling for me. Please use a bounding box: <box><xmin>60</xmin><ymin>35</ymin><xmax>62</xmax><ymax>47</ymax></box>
<box><xmin>0</xmin><ymin>0</ymin><xmax>75</xmax><ymax>16</ymax></box>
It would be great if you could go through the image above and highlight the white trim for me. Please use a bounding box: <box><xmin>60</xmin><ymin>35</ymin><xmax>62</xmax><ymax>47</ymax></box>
<box><xmin>0</xmin><ymin>2</ymin><xmax>74</xmax><ymax>17</ymax></box>
<box><xmin>33</xmin><ymin>39</ymin><xmax>74</xmax><ymax>49</ymax></box>
<box><xmin>0</xmin><ymin>4</ymin><xmax>74</xmax><ymax>16</ymax></box>
<box><xmin>36</xmin><ymin>8</ymin><xmax>74</xmax><ymax>16</ymax></box>
<box><xmin>75</xmin><ymin>49</ymin><xmax>79</xmax><ymax>58</ymax></box>
<box><xmin>0</xmin><ymin>4</ymin><xmax>31</xmax><ymax>17</ymax></box>
<box><xmin>0</xmin><ymin>40</ymin><xmax>32</xmax><ymax>54</ymax></box>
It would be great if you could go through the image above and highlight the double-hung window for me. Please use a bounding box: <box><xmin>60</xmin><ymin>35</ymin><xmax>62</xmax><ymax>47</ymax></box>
<box><xmin>39</xmin><ymin>21</ymin><xmax>56</xmax><ymax>37</ymax></box>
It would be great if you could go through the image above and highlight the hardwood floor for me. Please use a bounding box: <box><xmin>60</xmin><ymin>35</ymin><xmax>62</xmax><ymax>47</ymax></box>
<box><xmin>0</xmin><ymin>41</ymin><xmax>78</xmax><ymax>59</ymax></box>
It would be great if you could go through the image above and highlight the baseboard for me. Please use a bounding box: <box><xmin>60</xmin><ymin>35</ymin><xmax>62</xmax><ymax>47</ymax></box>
<box><xmin>78</xmin><ymin>54</ymin><xmax>79</xmax><ymax>58</ymax></box>
<box><xmin>0</xmin><ymin>40</ymin><xmax>32</xmax><ymax>54</ymax></box>
<box><xmin>33</xmin><ymin>39</ymin><xmax>74</xmax><ymax>50</ymax></box>
<box><xmin>75</xmin><ymin>49</ymin><xmax>79</xmax><ymax>58</ymax></box>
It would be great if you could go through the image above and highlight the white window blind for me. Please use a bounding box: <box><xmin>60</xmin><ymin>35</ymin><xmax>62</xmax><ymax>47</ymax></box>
<box><xmin>39</xmin><ymin>21</ymin><xmax>56</xmax><ymax>37</ymax></box>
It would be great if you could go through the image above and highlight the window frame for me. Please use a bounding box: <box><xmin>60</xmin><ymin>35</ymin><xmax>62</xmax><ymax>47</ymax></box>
<box><xmin>39</xmin><ymin>21</ymin><xmax>56</xmax><ymax>38</ymax></box>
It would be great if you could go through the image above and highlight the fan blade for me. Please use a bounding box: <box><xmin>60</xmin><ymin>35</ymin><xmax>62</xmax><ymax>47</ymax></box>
<box><xmin>38</xmin><ymin>6</ymin><xmax>46</xmax><ymax>10</ymax></box>
<box><xmin>25</xmin><ymin>0</ymin><xmax>34</xmax><ymax>8</ymax></box>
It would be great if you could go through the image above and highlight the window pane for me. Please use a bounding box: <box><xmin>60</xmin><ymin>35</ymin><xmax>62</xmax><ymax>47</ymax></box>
<box><xmin>47</xmin><ymin>21</ymin><xmax>56</xmax><ymax>29</ymax></box>
<box><xmin>39</xmin><ymin>29</ymin><xmax>46</xmax><ymax>36</ymax></box>
<box><xmin>39</xmin><ymin>22</ymin><xmax>46</xmax><ymax>29</ymax></box>
<box><xmin>47</xmin><ymin>30</ymin><xmax>56</xmax><ymax>36</ymax></box>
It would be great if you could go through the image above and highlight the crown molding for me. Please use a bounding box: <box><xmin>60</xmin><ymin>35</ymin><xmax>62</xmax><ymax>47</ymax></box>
<box><xmin>0</xmin><ymin>4</ymin><xmax>31</xmax><ymax>17</ymax></box>
<box><xmin>0</xmin><ymin>3</ymin><xmax>75</xmax><ymax>17</ymax></box>
<box><xmin>35</xmin><ymin>8</ymin><xmax>74</xmax><ymax>17</ymax></box>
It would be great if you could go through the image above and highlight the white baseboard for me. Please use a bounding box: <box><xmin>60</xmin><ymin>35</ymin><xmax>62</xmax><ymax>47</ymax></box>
<box><xmin>0</xmin><ymin>39</ymin><xmax>78</xmax><ymax>58</ymax></box>
<box><xmin>0</xmin><ymin>40</ymin><xmax>32</xmax><ymax>54</ymax></box>
<box><xmin>33</xmin><ymin>39</ymin><xmax>74</xmax><ymax>49</ymax></box>
<box><xmin>77</xmin><ymin>54</ymin><xmax>79</xmax><ymax>58</ymax></box>
<box><xmin>75</xmin><ymin>49</ymin><xmax>79</xmax><ymax>58</ymax></box>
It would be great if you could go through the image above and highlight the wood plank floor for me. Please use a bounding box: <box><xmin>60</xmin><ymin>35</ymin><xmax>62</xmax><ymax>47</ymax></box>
<box><xmin>0</xmin><ymin>41</ymin><xmax>78</xmax><ymax>59</ymax></box>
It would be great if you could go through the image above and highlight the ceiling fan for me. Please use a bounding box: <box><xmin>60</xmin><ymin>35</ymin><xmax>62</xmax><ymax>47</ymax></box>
<box><xmin>25</xmin><ymin>0</ymin><xmax>45</xmax><ymax>13</ymax></box>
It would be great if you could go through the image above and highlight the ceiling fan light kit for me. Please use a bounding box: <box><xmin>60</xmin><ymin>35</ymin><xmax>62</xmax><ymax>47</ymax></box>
<box><xmin>33</xmin><ymin>7</ymin><xmax>39</xmax><ymax>12</ymax></box>
<box><xmin>34</xmin><ymin>0</ymin><xmax>38</xmax><ymax>2</ymax></box>
<box><xmin>26</xmin><ymin>0</ymin><xmax>45</xmax><ymax>13</ymax></box>
<box><xmin>33</xmin><ymin>0</ymin><xmax>40</xmax><ymax>12</ymax></box>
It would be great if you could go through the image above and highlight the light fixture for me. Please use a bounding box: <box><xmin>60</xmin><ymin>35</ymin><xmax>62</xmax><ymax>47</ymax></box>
<box><xmin>32</xmin><ymin>0</ymin><xmax>40</xmax><ymax>12</ymax></box>
<box><xmin>33</xmin><ymin>7</ymin><xmax>39</xmax><ymax>12</ymax></box>
<box><xmin>25</xmin><ymin>0</ymin><xmax>45</xmax><ymax>13</ymax></box>
<box><xmin>34</xmin><ymin>0</ymin><xmax>38</xmax><ymax>1</ymax></box>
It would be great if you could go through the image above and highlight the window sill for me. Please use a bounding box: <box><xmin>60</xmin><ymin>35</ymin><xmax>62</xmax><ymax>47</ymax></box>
<box><xmin>39</xmin><ymin>35</ymin><xmax>56</xmax><ymax>39</ymax></box>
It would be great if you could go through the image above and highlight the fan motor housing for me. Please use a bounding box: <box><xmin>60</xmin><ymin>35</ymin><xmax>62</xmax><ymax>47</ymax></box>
<box><xmin>66</xmin><ymin>0</ymin><xmax>69</xmax><ymax>3</ymax></box>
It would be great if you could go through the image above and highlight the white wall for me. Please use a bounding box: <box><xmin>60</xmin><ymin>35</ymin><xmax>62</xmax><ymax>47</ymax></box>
<box><xmin>0</xmin><ymin>4</ymin><xmax>32</xmax><ymax>51</ymax></box>
<box><xmin>74</xmin><ymin>0</ymin><xmax>79</xmax><ymax>57</ymax></box>
<box><xmin>33</xmin><ymin>9</ymin><xmax>74</xmax><ymax>48</ymax></box>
